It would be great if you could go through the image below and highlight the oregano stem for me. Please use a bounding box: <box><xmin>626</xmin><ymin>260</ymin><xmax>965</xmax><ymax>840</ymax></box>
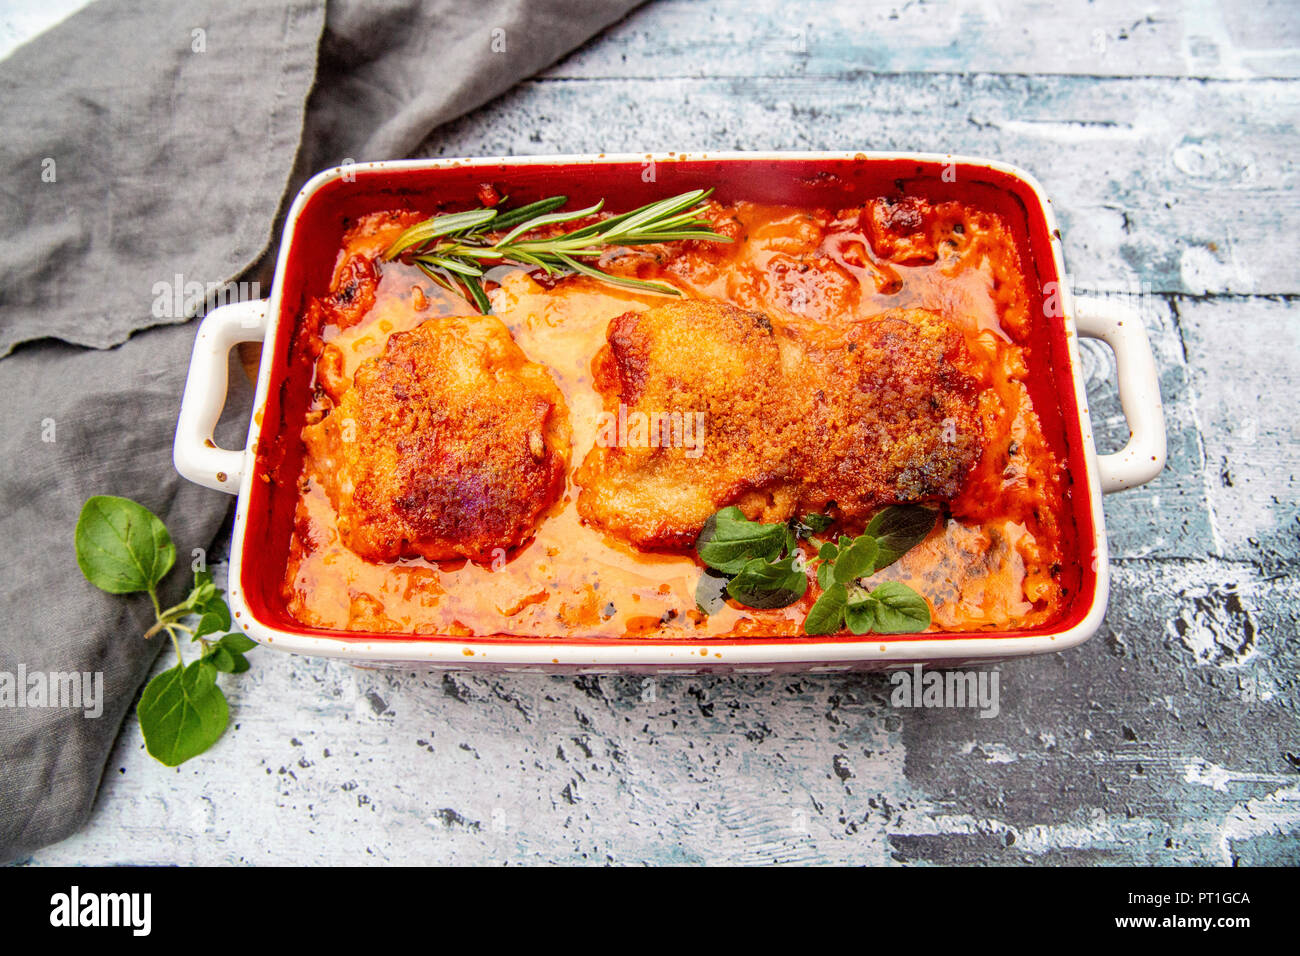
<box><xmin>165</xmin><ymin>624</ymin><xmax>184</xmax><ymax>668</ymax></box>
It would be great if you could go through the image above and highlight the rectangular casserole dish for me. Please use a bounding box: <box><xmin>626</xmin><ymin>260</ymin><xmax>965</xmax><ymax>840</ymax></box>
<box><xmin>174</xmin><ymin>152</ymin><xmax>1166</xmax><ymax>672</ymax></box>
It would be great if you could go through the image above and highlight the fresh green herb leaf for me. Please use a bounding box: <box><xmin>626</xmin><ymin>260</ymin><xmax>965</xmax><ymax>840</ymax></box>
<box><xmin>804</xmin><ymin>583</ymin><xmax>848</xmax><ymax>635</ymax></box>
<box><xmin>832</xmin><ymin>535</ymin><xmax>879</xmax><ymax>586</ymax></box>
<box><xmin>694</xmin><ymin>508</ymin><xmax>813</xmax><ymax>612</ymax></box>
<box><xmin>460</xmin><ymin>274</ymin><xmax>493</xmax><ymax>314</ymax></box>
<box><xmin>692</xmin><ymin>504</ymin><xmax>934</xmax><ymax>636</ymax></box>
<box><xmin>848</xmin><ymin>581</ymin><xmax>932</xmax><ymax>634</ymax></box>
<box><xmin>77</xmin><ymin>495</ymin><xmax>255</xmax><ymax>767</ymax></box>
<box><xmin>193</xmin><ymin>610</ymin><xmax>227</xmax><ymax>640</ymax></box>
<box><xmin>695</xmin><ymin>506</ymin><xmax>786</xmax><ymax>574</ymax></box>
<box><xmin>807</xmin><ymin>508</ymin><xmax>934</xmax><ymax>635</ymax></box>
<box><xmin>205</xmin><ymin>635</ymin><xmax>255</xmax><ymax>673</ymax></box>
<box><xmin>195</xmin><ymin>592</ymin><xmax>227</xmax><ymax>619</ymax></box>
<box><xmin>486</xmin><ymin>195</ymin><xmax>569</xmax><ymax>232</ymax></box>
<box><xmin>552</xmin><ymin>252</ymin><xmax>684</xmax><ymax>296</ymax></box>
<box><xmin>864</xmin><ymin>505</ymin><xmax>939</xmax><ymax>571</ymax></box>
<box><xmin>430</xmin><ymin>255</ymin><xmax>484</xmax><ymax>278</ymax></box>
<box><xmin>137</xmin><ymin>659</ymin><xmax>229</xmax><ymax>767</ymax></box>
<box><xmin>497</xmin><ymin>202</ymin><xmax>604</xmax><ymax>247</ymax></box>
<box><xmin>75</xmin><ymin>495</ymin><xmax>175</xmax><ymax>595</ymax></box>
<box><xmin>726</xmin><ymin>555</ymin><xmax>807</xmax><ymax>609</ymax></box>
<box><xmin>386</xmin><ymin>207</ymin><xmax>500</xmax><ymax>254</ymax></box>
<box><xmin>191</xmin><ymin>584</ymin><xmax>232</xmax><ymax>637</ymax></box>
<box><xmin>218</xmin><ymin>633</ymin><xmax>258</xmax><ymax>654</ymax></box>
<box><xmin>206</xmin><ymin>645</ymin><xmax>237</xmax><ymax>672</ymax></box>
<box><xmin>416</xmin><ymin>261</ymin><xmax>461</xmax><ymax>296</ymax></box>
<box><xmin>843</xmin><ymin>596</ymin><xmax>879</xmax><ymax>635</ymax></box>
<box><xmin>190</xmin><ymin>570</ymin><xmax>216</xmax><ymax>609</ymax></box>
<box><xmin>799</xmin><ymin>512</ymin><xmax>835</xmax><ymax>534</ymax></box>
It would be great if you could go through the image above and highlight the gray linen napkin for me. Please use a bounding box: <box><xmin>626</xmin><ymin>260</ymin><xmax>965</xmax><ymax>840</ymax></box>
<box><xmin>0</xmin><ymin>0</ymin><xmax>640</xmax><ymax>863</ymax></box>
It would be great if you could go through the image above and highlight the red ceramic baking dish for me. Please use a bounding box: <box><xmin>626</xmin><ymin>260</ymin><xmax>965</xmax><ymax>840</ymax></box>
<box><xmin>173</xmin><ymin>152</ymin><xmax>1165</xmax><ymax>671</ymax></box>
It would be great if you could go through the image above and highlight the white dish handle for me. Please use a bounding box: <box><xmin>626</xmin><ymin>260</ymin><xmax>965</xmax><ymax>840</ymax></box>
<box><xmin>173</xmin><ymin>299</ymin><xmax>269</xmax><ymax>494</ymax></box>
<box><xmin>1073</xmin><ymin>295</ymin><xmax>1167</xmax><ymax>493</ymax></box>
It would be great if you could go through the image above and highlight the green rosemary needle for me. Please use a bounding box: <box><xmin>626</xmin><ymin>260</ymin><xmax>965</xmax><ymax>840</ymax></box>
<box><xmin>381</xmin><ymin>188</ymin><xmax>731</xmax><ymax>313</ymax></box>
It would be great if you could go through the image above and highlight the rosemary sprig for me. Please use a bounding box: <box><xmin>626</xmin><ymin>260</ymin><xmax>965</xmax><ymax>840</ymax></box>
<box><xmin>381</xmin><ymin>189</ymin><xmax>731</xmax><ymax>312</ymax></box>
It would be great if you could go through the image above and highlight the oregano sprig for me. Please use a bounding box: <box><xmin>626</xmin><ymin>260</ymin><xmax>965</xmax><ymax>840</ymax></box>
<box><xmin>75</xmin><ymin>495</ymin><xmax>255</xmax><ymax>766</ymax></box>
<box><xmin>381</xmin><ymin>188</ymin><xmax>732</xmax><ymax>312</ymax></box>
<box><xmin>693</xmin><ymin>503</ymin><xmax>939</xmax><ymax>636</ymax></box>
<box><xmin>694</xmin><ymin>506</ymin><xmax>812</xmax><ymax>613</ymax></box>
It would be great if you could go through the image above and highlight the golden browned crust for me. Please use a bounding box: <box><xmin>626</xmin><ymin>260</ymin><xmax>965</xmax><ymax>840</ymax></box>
<box><xmin>304</xmin><ymin>314</ymin><xmax>571</xmax><ymax>563</ymax></box>
<box><xmin>801</xmin><ymin>311</ymin><xmax>984</xmax><ymax>519</ymax></box>
<box><xmin>575</xmin><ymin>300</ymin><xmax>806</xmax><ymax>550</ymax></box>
<box><xmin>575</xmin><ymin>300</ymin><xmax>984</xmax><ymax>550</ymax></box>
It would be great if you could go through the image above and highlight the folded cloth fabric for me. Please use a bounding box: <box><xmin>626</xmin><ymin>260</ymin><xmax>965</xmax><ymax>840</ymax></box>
<box><xmin>0</xmin><ymin>0</ymin><xmax>640</xmax><ymax>863</ymax></box>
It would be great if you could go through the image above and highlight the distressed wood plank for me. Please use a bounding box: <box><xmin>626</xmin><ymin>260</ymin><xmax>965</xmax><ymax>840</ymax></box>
<box><xmin>1175</xmin><ymin>294</ymin><xmax>1300</xmax><ymax>567</ymax></box>
<box><xmin>1086</xmin><ymin>295</ymin><xmax>1218</xmax><ymax>559</ymax></box>
<box><xmin>548</xmin><ymin>0</ymin><xmax>1300</xmax><ymax>80</ymax></box>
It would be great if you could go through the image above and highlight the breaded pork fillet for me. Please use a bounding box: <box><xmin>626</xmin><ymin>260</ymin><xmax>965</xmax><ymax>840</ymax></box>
<box><xmin>304</xmin><ymin>315</ymin><xmax>571</xmax><ymax>563</ymax></box>
<box><xmin>575</xmin><ymin>301</ymin><xmax>984</xmax><ymax>550</ymax></box>
<box><xmin>574</xmin><ymin>300</ymin><xmax>811</xmax><ymax>550</ymax></box>
<box><xmin>802</xmin><ymin>311</ymin><xmax>984</xmax><ymax>522</ymax></box>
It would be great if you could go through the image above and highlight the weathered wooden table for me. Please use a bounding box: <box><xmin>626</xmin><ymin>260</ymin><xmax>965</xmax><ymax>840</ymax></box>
<box><xmin>29</xmin><ymin>0</ymin><xmax>1299</xmax><ymax>865</ymax></box>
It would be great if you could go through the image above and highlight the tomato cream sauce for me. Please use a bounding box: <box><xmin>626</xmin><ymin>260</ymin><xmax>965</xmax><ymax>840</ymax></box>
<box><xmin>283</xmin><ymin>199</ymin><xmax>1067</xmax><ymax>637</ymax></box>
